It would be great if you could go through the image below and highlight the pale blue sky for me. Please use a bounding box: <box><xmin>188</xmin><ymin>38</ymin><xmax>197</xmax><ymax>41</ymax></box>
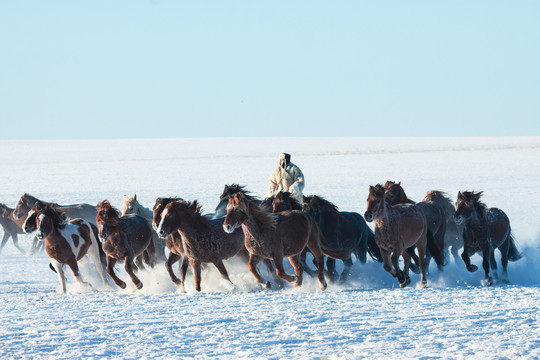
<box><xmin>1</xmin><ymin>1</ymin><xmax>538</xmax><ymax>139</ymax></box>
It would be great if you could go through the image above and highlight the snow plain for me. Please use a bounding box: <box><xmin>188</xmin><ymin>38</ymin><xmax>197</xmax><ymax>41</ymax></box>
<box><xmin>0</xmin><ymin>137</ymin><xmax>539</xmax><ymax>359</ymax></box>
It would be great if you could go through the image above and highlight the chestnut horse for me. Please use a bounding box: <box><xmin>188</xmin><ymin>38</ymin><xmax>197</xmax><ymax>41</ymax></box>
<box><xmin>365</xmin><ymin>184</ymin><xmax>428</xmax><ymax>288</ymax></box>
<box><xmin>223</xmin><ymin>192</ymin><xmax>327</xmax><ymax>290</ymax></box>
<box><xmin>384</xmin><ymin>181</ymin><xmax>446</xmax><ymax>271</ymax></box>
<box><xmin>455</xmin><ymin>191</ymin><xmax>522</xmax><ymax>285</ymax></box>
<box><xmin>156</xmin><ymin>199</ymin><xmax>247</xmax><ymax>291</ymax></box>
<box><xmin>35</xmin><ymin>206</ymin><xmax>108</xmax><ymax>293</ymax></box>
<box><xmin>121</xmin><ymin>194</ymin><xmax>166</xmax><ymax>262</ymax></box>
<box><xmin>0</xmin><ymin>203</ymin><xmax>26</xmax><ymax>254</ymax></box>
<box><xmin>301</xmin><ymin>194</ymin><xmax>383</xmax><ymax>283</ymax></box>
<box><xmin>96</xmin><ymin>200</ymin><xmax>156</xmax><ymax>290</ymax></box>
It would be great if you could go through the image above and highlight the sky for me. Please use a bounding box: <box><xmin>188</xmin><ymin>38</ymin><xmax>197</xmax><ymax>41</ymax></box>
<box><xmin>0</xmin><ymin>1</ymin><xmax>539</xmax><ymax>139</ymax></box>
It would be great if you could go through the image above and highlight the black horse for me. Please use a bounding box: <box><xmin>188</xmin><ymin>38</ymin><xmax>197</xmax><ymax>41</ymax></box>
<box><xmin>301</xmin><ymin>195</ymin><xmax>383</xmax><ymax>283</ymax></box>
<box><xmin>455</xmin><ymin>191</ymin><xmax>522</xmax><ymax>285</ymax></box>
<box><xmin>214</xmin><ymin>184</ymin><xmax>274</xmax><ymax>218</ymax></box>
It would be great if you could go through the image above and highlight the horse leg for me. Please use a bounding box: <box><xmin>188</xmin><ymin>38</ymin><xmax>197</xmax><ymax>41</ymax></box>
<box><xmin>287</xmin><ymin>255</ymin><xmax>303</xmax><ymax>287</ymax></box>
<box><xmin>406</xmin><ymin>246</ymin><xmax>421</xmax><ymax>274</ymax></box>
<box><xmin>213</xmin><ymin>259</ymin><xmax>236</xmax><ymax>289</ymax></box>
<box><xmin>262</xmin><ymin>259</ymin><xmax>283</xmax><ymax>286</ymax></box>
<box><xmin>106</xmin><ymin>257</ymin><xmax>126</xmax><ymax>289</ymax></box>
<box><xmin>300</xmin><ymin>249</ymin><xmax>317</xmax><ymax>277</ymax></box>
<box><xmin>69</xmin><ymin>257</ymin><xmax>91</xmax><ymax>289</ymax></box>
<box><xmin>461</xmin><ymin>246</ymin><xmax>478</xmax><ymax>272</ymax></box>
<box><xmin>50</xmin><ymin>259</ymin><xmax>67</xmax><ymax>293</ymax></box>
<box><xmin>165</xmin><ymin>252</ymin><xmax>182</xmax><ymax>286</ymax></box>
<box><xmin>306</xmin><ymin>231</ymin><xmax>328</xmax><ymax>290</ymax></box>
<box><xmin>489</xmin><ymin>250</ymin><xmax>499</xmax><ymax>282</ymax></box>
<box><xmin>124</xmin><ymin>255</ymin><xmax>143</xmax><ymax>289</ymax></box>
<box><xmin>180</xmin><ymin>256</ymin><xmax>190</xmax><ymax>286</ymax></box>
<box><xmin>391</xmin><ymin>252</ymin><xmax>406</xmax><ymax>285</ymax></box>
<box><xmin>86</xmin><ymin>243</ymin><xmax>108</xmax><ymax>286</ymax></box>
<box><xmin>325</xmin><ymin>257</ymin><xmax>337</xmax><ymax>283</ymax></box>
<box><xmin>451</xmin><ymin>245</ymin><xmax>461</xmax><ymax>264</ymax></box>
<box><xmin>273</xmin><ymin>254</ymin><xmax>296</xmax><ymax>283</ymax></box>
<box><xmin>0</xmin><ymin>233</ymin><xmax>9</xmax><ymax>254</ymax></box>
<box><xmin>144</xmin><ymin>236</ymin><xmax>157</xmax><ymax>268</ymax></box>
<box><xmin>134</xmin><ymin>255</ymin><xmax>145</xmax><ymax>272</ymax></box>
<box><xmin>416</xmin><ymin>236</ymin><xmax>428</xmax><ymax>288</ymax></box>
<box><xmin>380</xmin><ymin>249</ymin><xmax>396</xmax><ymax>277</ymax></box>
<box><xmin>339</xmin><ymin>257</ymin><xmax>354</xmax><ymax>284</ymax></box>
<box><xmin>499</xmin><ymin>237</ymin><xmax>511</xmax><ymax>284</ymax></box>
<box><xmin>401</xmin><ymin>251</ymin><xmax>412</xmax><ymax>288</ymax></box>
<box><xmin>189</xmin><ymin>259</ymin><xmax>202</xmax><ymax>292</ymax></box>
<box><xmin>481</xmin><ymin>247</ymin><xmax>493</xmax><ymax>286</ymax></box>
<box><xmin>247</xmin><ymin>254</ymin><xmax>270</xmax><ymax>289</ymax></box>
<box><xmin>11</xmin><ymin>234</ymin><xmax>26</xmax><ymax>255</ymax></box>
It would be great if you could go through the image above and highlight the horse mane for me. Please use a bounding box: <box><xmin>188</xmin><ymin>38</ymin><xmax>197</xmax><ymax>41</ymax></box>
<box><xmin>236</xmin><ymin>193</ymin><xmax>276</xmax><ymax>229</ymax></box>
<box><xmin>460</xmin><ymin>191</ymin><xmax>487</xmax><ymax>218</ymax></box>
<box><xmin>167</xmin><ymin>199</ymin><xmax>212</xmax><ymax>232</ymax></box>
<box><xmin>384</xmin><ymin>181</ymin><xmax>415</xmax><ymax>204</ymax></box>
<box><xmin>220</xmin><ymin>184</ymin><xmax>260</xmax><ymax>202</ymax></box>
<box><xmin>306</xmin><ymin>195</ymin><xmax>339</xmax><ymax>217</ymax></box>
<box><xmin>97</xmin><ymin>200</ymin><xmax>121</xmax><ymax>226</ymax></box>
<box><xmin>0</xmin><ymin>203</ymin><xmax>12</xmax><ymax>217</ymax></box>
<box><xmin>370</xmin><ymin>184</ymin><xmax>386</xmax><ymax>198</ymax></box>
<box><xmin>41</xmin><ymin>205</ymin><xmax>68</xmax><ymax>230</ymax></box>
<box><xmin>423</xmin><ymin>190</ymin><xmax>455</xmax><ymax>221</ymax></box>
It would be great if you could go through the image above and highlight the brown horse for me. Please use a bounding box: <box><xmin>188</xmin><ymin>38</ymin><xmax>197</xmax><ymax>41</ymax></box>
<box><xmin>384</xmin><ymin>181</ymin><xmax>446</xmax><ymax>271</ymax></box>
<box><xmin>0</xmin><ymin>203</ymin><xmax>27</xmax><ymax>254</ymax></box>
<box><xmin>155</xmin><ymin>199</ymin><xmax>247</xmax><ymax>292</ymax></box>
<box><xmin>365</xmin><ymin>184</ymin><xmax>428</xmax><ymax>288</ymax></box>
<box><xmin>223</xmin><ymin>192</ymin><xmax>327</xmax><ymax>290</ymax></box>
<box><xmin>35</xmin><ymin>205</ymin><xmax>108</xmax><ymax>293</ymax></box>
<box><xmin>423</xmin><ymin>190</ymin><xmax>464</xmax><ymax>263</ymax></box>
<box><xmin>96</xmin><ymin>200</ymin><xmax>156</xmax><ymax>290</ymax></box>
<box><xmin>455</xmin><ymin>191</ymin><xmax>522</xmax><ymax>285</ymax></box>
<box><xmin>152</xmin><ymin>197</ymin><xmax>190</xmax><ymax>287</ymax></box>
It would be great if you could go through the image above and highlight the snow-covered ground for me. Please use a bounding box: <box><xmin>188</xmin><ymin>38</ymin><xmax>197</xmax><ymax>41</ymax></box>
<box><xmin>0</xmin><ymin>137</ymin><xmax>539</xmax><ymax>359</ymax></box>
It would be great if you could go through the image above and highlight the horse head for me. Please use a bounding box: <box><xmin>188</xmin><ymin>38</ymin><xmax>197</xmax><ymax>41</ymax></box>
<box><xmin>156</xmin><ymin>199</ymin><xmax>202</xmax><ymax>239</ymax></box>
<box><xmin>384</xmin><ymin>181</ymin><xmax>409</xmax><ymax>206</ymax></box>
<box><xmin>23</xmin><ymin>201</ymin><xmax>48</xmax><ymax>233</ymax></box>
<box><xmin>454</xmin><ymin>191</ymin><xmax>485</xmax><ymax>224</ymax></box>
<box><xmin>223</xmin><ymin>192</ymin><xmax>249</xmax><ymax>234</ymax></box>
<box><xmin>13</xmin><ymin>193</ymin><xmax>38</xmax><ymax>220</ymax></box>
<box><xmin>96</xmin><ymin>200</ymin><xmax>121</xmax><ymax>242</ymax></box>
<box><xmin>365</xmin><ymin>184</ymin><xmax>386</xmax><ymax>222</ymax></box>
<box><xmin>272</xmin><ymin>191</ymin><xmax>301</xmax><ymax>213</ymax></box>
<box><xmin>35</xmin><ymin>206</ymin><xmax>66</xmax><ymax>240</ymax></box>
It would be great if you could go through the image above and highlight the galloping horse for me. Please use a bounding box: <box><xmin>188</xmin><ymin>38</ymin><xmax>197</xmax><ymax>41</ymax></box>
<box><xmin>223</xmin><ymin>192</ymin><xmax>327</xmax><ymax>290</ymax></box>
<box><xmin>423</xmin><ymin>190</ymin><xmax>464</xmax><ymax>263</ymax></box>
<box><xmin>365</xmin><ymin>184</ymin><xmax>428</xmax><ymax>288</ymax></box>
<box><xmin>121</xmin><ymin>195</ymin><xmax>166</xmax><ymax>262</ymax></box>
<box><xmin>96</xmin><ymin>200</ymin><xmax>156</xmax><ymax>290</ymax></box>
<box><xmin>35</xmin><ymin>206</ymin><xmax>108</xmax><ymax>293</ymax></box>
<box><xmin>384</xmin><ymin>181</ymin><xmax>446</xmax><ymax>271</ymax></box>
<box><xmin>301</xmin><ymin>195</ymin><xmax>383</xmax><ymax>283</ymax></box>
<box><xmin>155</xmin><ymin>199</ymin><xmax>246</xmax><ymax>291</ymax></box>
<box><xmin>454</xmin><ymin>191</ymin><xmax>522</xmax><ymax>285</ymax></box>
<box><xmin>0</xmin><ymin>203</ymin><xmax>26</xmax><ymax>254</ymax></box>
<box><xmin>152</xmin><ymin>197</ymin><xmax>190</xmax><ymax>287</ymax></box>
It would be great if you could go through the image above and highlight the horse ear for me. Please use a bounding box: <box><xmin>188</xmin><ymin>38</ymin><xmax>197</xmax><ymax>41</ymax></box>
<box><xmin>472</xmin><ymin>191</ymin><xmax>483</xmax><ymax>201</ymax></box>
<box><xmin>134</xmin><ymin>194</ymin><xmax>137</xmax><ymax>201</ymax></box>
<box><xmin>398</xmin><ymin>182</ymin><xmax>401</xmax><ymax>186</ymax></box>
<box><xmin>224</xmin><ymin>185</ymin><xmax>229</xmax><ymax>191</ymax></box>
<box><xmin>302</xmin><ymin>195</ymin><xmax>307</xmax><ymax>203</ymax></box>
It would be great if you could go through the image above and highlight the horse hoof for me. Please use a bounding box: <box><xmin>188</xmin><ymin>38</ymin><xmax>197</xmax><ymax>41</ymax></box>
<box><xmin>119</xmin><ymin>282</ymin><xmax>127</xmax><ymax>289</ymax></box>
<box><xmin>265</xmin><ymin>281</ymin><xmax>271</xmax><ymax>290</ymax></box>
<box><xmin>320</xmin><ymin>281</ymin><xmax>327</xmax><ymax>291</ymax></box>
<box><xmin>468</xmin><ymin>265</ymin><xmax>478</xmax><ymax>272</ymax></box>
<box><xmin>136</xmin><ymin>282</ymin><xmax>143</xmax><ymax>290</ymax></box>
<box><xmin>481</xmin><ymin>278</ymin><xmax>493</xmax><ymax>286</ymax></box>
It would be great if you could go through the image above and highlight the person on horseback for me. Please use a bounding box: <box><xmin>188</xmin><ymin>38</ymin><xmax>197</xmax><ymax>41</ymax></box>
<box><xmin>265</xmin><ymin>153</ymin><xmax>305</xmax><ymax>203</ymax></box>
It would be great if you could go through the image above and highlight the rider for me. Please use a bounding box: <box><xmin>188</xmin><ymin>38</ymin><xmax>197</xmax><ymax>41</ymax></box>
<box><xmin>265</xmin><ymin>153</ymin><xmax>305</xmax><ymax>203</ymax></box>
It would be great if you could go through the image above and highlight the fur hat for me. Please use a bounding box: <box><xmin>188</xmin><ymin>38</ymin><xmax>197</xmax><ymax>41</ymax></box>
<box><xmin>279</xmin><ymin>153</ymin><xmax>291</xmax><ymax>165</ymax></box>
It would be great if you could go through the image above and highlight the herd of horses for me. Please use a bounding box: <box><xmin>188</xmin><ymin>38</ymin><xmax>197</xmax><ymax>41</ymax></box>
<box><xmin>0</xmin><ymin>182</ymin><xmax>522</xmax><ymax>293</ymax></box>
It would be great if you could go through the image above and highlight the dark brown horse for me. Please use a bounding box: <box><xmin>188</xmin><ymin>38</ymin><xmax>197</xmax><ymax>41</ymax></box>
<box><xmin>35</xmin><ymin>205</ymin><xmax>108</xmax><ymax>293</ymax></box>
<box><xmin>455</xmin><ymin>191</ymin><xmax>522</xmax><ymax>285</ymax></box>
<box><xmin>0</xmin><ymin>203</ymin><xmax>27</xmax><ymax>254</ymax></box>
<box><xmin>152</xmin><ymin>197</ymin><xmax>190</xmax><ymax>287</ymax></box>
<box><xmin>423</xmin><ymin>190</ymin><xmax>464</xmax><ymax>264</ymax></box>
<box><xmin>365</xmin><ymin>184</ymin><xmax>428</xmax><ymax>288</ymax></box>
<box><xmin>384</xmin><ymin>181</ymin><xmax>446</xmax><ymax>271</ymax></box>
<box><xmin>96</xmin><ymin>200</ymin><xmax>156</xmax><ymax>290</ymax></box>
<box><xmin>301</xmin><ymin>194</ymin><xmax>383</xmax><ymax>283</ymax></box>
<box><xmin>272</xmin><ymin>191</ymin><xmax>303</xmax><ymax>213</ymax></box>
<box><xmin>223</xmin><ymin>192</ymin><xmax>327</xmax><ymax>290</ymax></box>
<box><xmin>155</xmin><ymin>199</ymin><xmax>247</xmax><ymax>292</ymax></box>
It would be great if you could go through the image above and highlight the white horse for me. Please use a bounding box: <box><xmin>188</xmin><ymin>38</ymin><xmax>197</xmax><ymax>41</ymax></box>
<box><xmin>35</xmin><ymin>206</ymin><xmax>108</xmax><ymax>293</ymax></box>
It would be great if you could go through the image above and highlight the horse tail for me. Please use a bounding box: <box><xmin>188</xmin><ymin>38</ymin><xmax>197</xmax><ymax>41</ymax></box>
<box><xmin>426</xmin><ymin>229</ymin><xmax>445</xmax><ymax>271</ymax></box>
<box><xmin>507</xmin><ymin>231</ymin><xmax>523</xmax><ymax>262</ymax></box>
<box><xmin>90</xmin><ymin>223</ymin><xmax>108</xmax><ymax>269</ymax></box>
<box><xmin>365</xmin><ymin>226</ymin><xmax>383</xmax><ymax>263</ymax></box>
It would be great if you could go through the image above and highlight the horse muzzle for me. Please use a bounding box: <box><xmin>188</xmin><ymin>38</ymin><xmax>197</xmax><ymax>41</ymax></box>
<box><xmin>454</xmin><ymin>214</ymin><xmax>463</xmax><ymax>225</ymax></box>
<box><xmin>223</xmin><ymin>223</ymin><xmax>235</xmax><ymax>234</ymax></box>
<box><xmin>36</xmin><ymin>232</ymin><xmax>44</xmax><ymax>240</ymax></box>
<box><xmin>158</xmin><ymin>229</ymin><xmax>168</xmax><ymax>239</ymax></box>
<box><xmin>364</xmin><ymin>212</ymin><xmax>373</xmax><ymax>222</ymax></box>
